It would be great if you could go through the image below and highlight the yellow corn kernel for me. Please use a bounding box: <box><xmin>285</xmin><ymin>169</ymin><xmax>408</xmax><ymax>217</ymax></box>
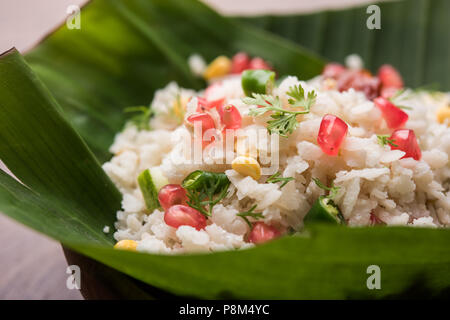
<box><xmin>114</xmin><ymin>240</ymin><xmax>138</xmax><ymax>251</ymax></box>
<box><xmin>436</xmin><ymin>106</ymin><xmax>450</xmax><ymax>124</ymax></box>
<box><xmin>203</xmin><ymin>56</ymin><xmax>231</xmax><ymax>80</ymax></box>
<box><xmin>232</xmin><ymin>156</ymin><xmax>261</xmax><ymax>180</ymax></box>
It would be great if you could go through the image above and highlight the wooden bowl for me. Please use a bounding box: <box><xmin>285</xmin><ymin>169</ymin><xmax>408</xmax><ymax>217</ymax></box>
<box><xmin>62</xmin><ymin>247</ymin><xmax>179</xmax><ymax>300</ymax></box>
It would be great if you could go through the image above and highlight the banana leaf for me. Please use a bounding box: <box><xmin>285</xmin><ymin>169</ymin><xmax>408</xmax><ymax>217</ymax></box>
<box><xmin>0</xmin><ymin>0</ymin><xmax>449</xmax><ymax>299</ymax></box>
<box><xmin>25</xmin><ymin>0</ymin><xmax>323</xmax><ymax>161</ymax></box>
<box><xmin>238</xmin><ymin>0</ymin><xmax>450</xmax><ymax>90</ymax></box>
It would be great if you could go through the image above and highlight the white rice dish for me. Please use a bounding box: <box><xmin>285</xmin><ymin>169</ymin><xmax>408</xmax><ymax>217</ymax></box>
<box><xmin>103</xmin><ymin>55</ymin><xmax>450</xmax><ymax>254</ymax></box>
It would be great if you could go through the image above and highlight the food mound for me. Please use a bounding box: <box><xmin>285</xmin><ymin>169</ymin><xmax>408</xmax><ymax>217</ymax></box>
<box><xmin>102</xmin><ymin>52</ymin><xmax>450</xmax><ymax>254</ymax></box>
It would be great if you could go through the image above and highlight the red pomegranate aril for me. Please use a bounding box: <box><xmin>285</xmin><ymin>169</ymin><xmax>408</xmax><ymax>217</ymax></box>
<box><xmin>196</xmin><ymin>97</ymin><xmax>225</xmax><ymax>112</ymax></box>
<box><xmin>389</xmin><ymin>129</ymin><xmax>421</xmax><ymax>160</ymax></box>
<box><xmin>322</xmin><ymin>63</ymin><xmax>346</xmax><ymax>79</ymax></box>
<box><xmin>187</xmin><ymin>113</ymin><xmax>215</xmax><ymax>132</ymax></box>
<box><xmin>249</xmin><ymin>57</ymin><xmax>271</xmax><ymax>70</ymax></box>
<box><xmin>164</xmin><ymin>205</ymin><xmax>207</xmax><ymax>230</ymax></box>
<box><xmin>158</xmin><ymin>184</ymin><xmax>188</xmax><ymax>211</ymax></box>
<box><xmin>196</xmin><ymin>97</ymin><xmax>208</xmax><ymax>111</ymax></box>
<box><xmin>377</xmin><ymin>64</ymin><xmax>403</xmax><ymax>89</ymax></box>
<box><xmin>374</xmin><ymin>97</ymin><xmax>408</xmax><ymax>129</ymax></box>
<box><xmin>231</xmin><ymin>52</ymin><xmax>250</xmax><ymax>74</ymax></box>
<box><xmin>207</xmin><ymin>97</ymin><xmax>225</xmax><ymax>110</ymax></box>
<box><xmin>248</xmin><ymin>222</ymin><xmax>280</xmax><ymax>244</ymax></box>
<box><xmin>317</xmin><ymin>114</ymin><xmax>348</xmax><ymax>156</ymax></box>
<box><xmin>217</xmin><ymin>104</ymin><xmax>242</xmax><ymax>130</ymax></box>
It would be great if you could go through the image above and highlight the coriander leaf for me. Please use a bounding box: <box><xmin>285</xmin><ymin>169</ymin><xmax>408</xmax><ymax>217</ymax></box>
<box><xmin>396</xmin><ymin>105</ymin><xmax>413</xmax><ymax>110</ymax></box>
<box><xmin>287</xmin><ymin>84</ymin><xmax>317</xmax><ymax>111</ymax></box>
<box><xmin>266</xmin><ymin>172</ymin><xmax>294</xmax><ymax>188</ymax></box>
<box><xmin>390</xmin><ymin>83</ymin><xmax>442</xmax><ymax>105</ymax></box>
<box><xmin>312</xmin><ymin>178</ymin><xmax>340</xmax><ymax>200</ymax></box>
<box><xmin>182</xmin><ymin>171</ymin><xmax>230</xmax><ymax>217</ymax></box>
<box><xmin>245</xmin><ymin>94</ymin><xmax>283</xmax><ymax>114</ymax></box>
<box><xmin>237</xmin><ymin>205</ymin><xmax>264</xmax><ymax>228</ymax></box>
<box><xmin>377</xmin><ymin>134</ymin><xmax>398</xmax><ymax>148</ymax></box>
<box><xmin>266</xmin><ymin>112</ymin><xmax>299</xmax><ymax>137</ymax></box>
<box><xmin>124</xmin><ymin>106</ymin><xmax>154</xmax><ymax>131</ymax></box>
<box><xmin>244</xmin><ymin>91</ymin><xmax>311</xmax><ymax>137</ymax></box>
<box><xmin>388</xmin><ymin>88</ymin><xmax>407</xmax><ymax>101</ymax></box>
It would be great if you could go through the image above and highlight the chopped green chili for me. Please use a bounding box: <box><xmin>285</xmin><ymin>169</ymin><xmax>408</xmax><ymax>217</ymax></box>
<box><xmin>182</xmin><ymin>170</ymin><xmax>230</xmax><ymax>217</ymax></box>
<box><xmin>241</xmin><ymin>69</ymin><xmax>275</xmax><ymax>97</ymax></box>
<box><xmin>304</xmin><ymin>196</ymin><xmax>345</xmax><ymax>225</ymax></box>
<box><xmin>304</xmin><ymin>178</ymin><xmax>345</xmax><ymax>225</ymax></box>
<box><xmin>137</xmin><ymin>169</ymin><xmax>160</xmax><ymax>212</ymax></box>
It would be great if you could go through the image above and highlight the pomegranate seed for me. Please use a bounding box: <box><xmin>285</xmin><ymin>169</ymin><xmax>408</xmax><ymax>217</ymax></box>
<box><xmin>196</xmin><ymin>97</ymin><xmax>209</xmax><ymax>112</ymax></box>
<box><xmin>322</xmin><ymin>63</ymin><xmax>346</xmax><ymax>79</ymax></box>
<box><xmin>231</xmin><ymin>52</ymin><xmax>250</xmax><ymax>74</ymax></box>
<box><xmin>249</xmin><ymin>57</ymin><xmax>271</xmax><ymax>70</ymax></box>
<box><xmin>187</xmin><ymin>113</ymin><xmax>217</xmax><ymax>149</ymax></box>
<box><xmin>207</xmin><ymin>98</ymin><xmax>225</xmax><ymax>110</ymax></box>
<box><xmin>337</xmin><ymin>70</ymin><xmax>380</xmax><ymax>100</ymax></box>
<box><xmin>389</xmin><ymin>129</ymin><xmax>421</xmax><ymax>160</ymax></box>
<box><xmin>248</xmin><ymin>222</ymin><xmax>280</xmax><ymax>244</ymax></box>
<box><xmin>196</xmin><ymin>97</ymin><xmax>225</xmax><ymax>112</ymax></box>
<box><xmin>374</xmin><ymin>97</ymin><xmax>408</xmax><ymax>129</ymax></box>
<box><xmin>377</xmin><ymin>64</ymin><xmax>403</xmax><ymax>89</ymax></box>
<box><xmin>164</xmin><ymin>205</ymin><xmax>207</xmax><ymax>230</ymax></box>
<box><xmin>317</xmin><ymin>114</ymin><xmax>348</xmax><ymax>156</ymax></box>
<box><xmin>186</xmin><ymin>113</ymin><xmax>215</xmax><ymax>132</ymax></box>
<box><xmin>217</xmin><ymin>104</ymin><xmax>242</xmax><ymax>130</ymax></box>
<box><xmin>158</xmin><ymin>184</ymin><xmax>188</xmax><ymax>211</ymax></box>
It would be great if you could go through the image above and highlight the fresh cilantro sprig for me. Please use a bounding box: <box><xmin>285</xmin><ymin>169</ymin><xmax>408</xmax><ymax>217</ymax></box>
<box><xmin>377</xmin><ymin>134</ymin><xmax>398</xmax><ymax>148</ymax></box>
<box><xmin>183</xmin><ymin>171</ymin><xmax>230</xmax><ymax>217</ymax></box>
<box><xmin>243</xmin><ymin>84</ymin><xmax>317</xmax><ymax>137</ymax></box>
<box><xmin>388</xmin><ymin>88</ymin><xmax>406</xmax><ymax>101</ymax></box>
<box><xmin>286</xmin><ymin>84</ymin><xmax>317</xmax><ymax>110</ymax></box>
<box><xmin>389</xmin><ymin>83</ymin><xmax>442</xmax><ymax>109</ymax></box>
<box><xmin>266</xmin><ymin>172</ymin><xmax>294</xmax><ymax>188</ymax></box>
<box><xmin>397</xmin><ymin>105</ymin><xmax>413</xmax><ymax>110</ymax></box>
<box><xmin>124</xmin><ymin>106</ymin><xmax>154</xmax><ymax>131</ymax></box>
<box><xmin>237</xmin><ymin>205</ymin><xmax>264</xmax><ymax>228</ymax></box>
<box><xmin>387</xmin><ymin>90</ymin><xmax>413</xmax><ymax>110</ymax></box>
<box><xmin>186</xmin><ymin>187</ymin><xmax>228</xmax><ymax>217</ymax></box>
<box><xmin>312</xmin><ymin>178</ymin><xmax>340</xmax><ymax>200</ymax></box>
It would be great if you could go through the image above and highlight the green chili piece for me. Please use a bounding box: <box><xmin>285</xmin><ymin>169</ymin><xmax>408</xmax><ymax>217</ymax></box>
<box><xmin>241</xmin><ymin>69</ymin><xmax>275</xmax><ymax>97</ymax></box>
<box><xmin>182</xmin><ymin>170</ymin><xmax>230</xmax><ymax>217</ymax></box>
<box><xmin>137</xmin><ymin>169</ymin><xmax>160</xmax><ymax>212</ymax></box>
<box><xmin>182</xmin><ymin>170</ymin><xmax>205</xmax><ymax>190</ymax></box>
<box><xmin>304</xmin><ymin>196</ymin><xmax>345</xmax><ymax>225</ymax></box>
<box><xmin>182</xmin><ymin>170</ymin><xmax>229</xmax><ymax>193</ymax></box>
